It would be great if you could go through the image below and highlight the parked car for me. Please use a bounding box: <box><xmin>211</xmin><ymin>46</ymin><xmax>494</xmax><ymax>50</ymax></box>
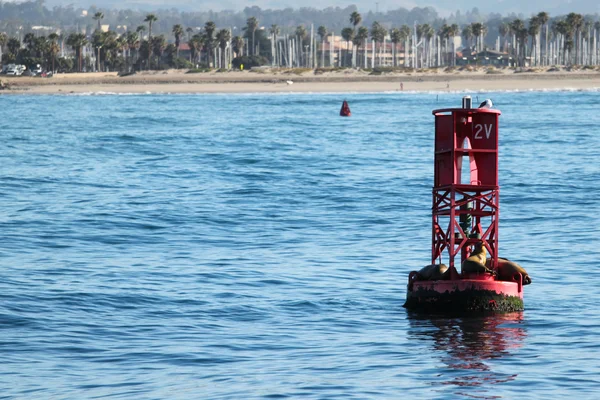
<box><xmin>5</xmin><ymin>64</ymin><xmax>26</xmax><ymax>76</ymax></box>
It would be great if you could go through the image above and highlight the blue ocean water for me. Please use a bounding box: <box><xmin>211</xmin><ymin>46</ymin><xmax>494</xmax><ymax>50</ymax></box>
<box><xmin>1</xmin><ymin>90</ymin><xmax>600</xmax><ymax>399</ymax></box>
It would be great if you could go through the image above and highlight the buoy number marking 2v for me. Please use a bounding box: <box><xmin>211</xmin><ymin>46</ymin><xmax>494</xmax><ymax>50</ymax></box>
<box><xmin>474</xmin><ymin>124</ymin><xmax>494</xmax><ymax>139</ymax></box>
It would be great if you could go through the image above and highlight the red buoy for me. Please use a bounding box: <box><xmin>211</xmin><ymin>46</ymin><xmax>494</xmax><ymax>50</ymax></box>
<box><xmin>404</xmin><ymin>99</ymin><xmax>530</xmax><ymax>313</ymax></box>
<box><xmin>340</xmin><ymin>100</ymin><xmax>351</xmax><ymax>117</ymax></box>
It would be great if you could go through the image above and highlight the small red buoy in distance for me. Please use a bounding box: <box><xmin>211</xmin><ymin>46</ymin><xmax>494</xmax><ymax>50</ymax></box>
<box><xmin>340</xmin><ymin>100</ymin><xmax>351</xmax><ymax>117</ymax></box>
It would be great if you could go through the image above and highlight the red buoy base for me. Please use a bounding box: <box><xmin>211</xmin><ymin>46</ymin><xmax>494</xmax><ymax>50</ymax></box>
<box><xmin>404</xmin><ymin>273</ymin><xmax>524</xmax><ymax>313</ymax></box>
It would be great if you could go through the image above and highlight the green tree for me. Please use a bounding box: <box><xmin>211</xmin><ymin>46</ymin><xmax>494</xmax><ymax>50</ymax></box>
<box><xmin>317</xmin><ymin>25</ymin><xmax>327</xmax><ymax>67</ymax></box>
<box><xmin>510</xmin><ymin>19</ymin><xmax>528</xmax><ymax>66</ymax></box>
<box><xmin>48</xmin><ymin>33</ymin><xmax>59</xmax><ymax>72</ymax></box>
<box><xmin>353</xmin><ymin>26</ymin><xmax>369</xmax><ymax>68</ymax></box>
<box><xmin>232</xmin><ymin>35</ymin><xmax>244</xmax><ymax>58</ymax></box>
<box><xmin>462</xmin><ymin>24</ymin><xmax>473</xmax><ymax>53</ymax></box>
<box><xmin>566</xmin><ymin>13</ymin><xmax>584</xmax><ymax>64</ymax></box>
<box><xmin>370</xmin><ymin>21</ymin><xmax>386</xmax><ymax>67</ymax></box>
<box><xmin>350</xmin><ymin>11</ymin><xmax>362</xmax><ymax>29</ymax></box>
<box><xmin>172</xmin><ymin>24</ymin><xmax>184</xmax><ymax>58</ymax></box>
<box><xmin>93</xmin><ymin>12</ymin><xmax>104</xmax><ymax>31</ymax></box>
<box><xmin>144</xmin><ymin>14</ymin><xmax>158</xmax><ymax>40</ymax></box>
<box><xmin>216</xmin><ymin>28</ymin><xmax>231</xmax><ymax>69</ymax></box>
<box><xmin>66</xmin><ymin>32</ymin><xmax>88</xmax><ymax>72</ymax></box>
<box><xmin>188</xmin><ymin>33</ymin><xmax>204</xmax><ymax>64</ymax></box>
<box><xmin>528</xmin><ymin>17</ymin><xmax>541</xmax><ymax>65</ymax></box>
<box><xmin>7</xmin><ymin>37</ymin><xmax>21</xmax><ymax>56</ymax></box>
<box><xmin>470</xmin><ymin>22</ymin><xmax>486</xmax><ymax>52</ymax></box>
<box><xmin>125</xmin><ymin>31</ymin><xmax>139</xmax><ymax>70</ymax></box>
<box><xmin>136</xmin><ymin>25</ymin><xmax>146</xmax><ymax>39</ymax></box>
<box><xmin>245</xmin><ymin>17</ymin><xmax>259</xmax><ymax>56</ymax></box>
<box><xmin>151</xmin><ymin>35</ymin><xmax>166</xmax><ymax>69</ymax></box>
<box><xmin>537</xmin><ymin>12</ymin><xmax>550</xmax><ymax>65</ymax></box>
<box><xmin>390</xmin><ymin>28</ymin><xmax>401</xmax><ymax>66</ymax></box>
<box><xmin>341</xmin><ymin>27</ymin><xmax>354</xmax><ymax>67</ymax></box>
<box><xmin>204</xmin><ymin>21</ymin><xmax>216</xmax><ymax>67</ymax></box>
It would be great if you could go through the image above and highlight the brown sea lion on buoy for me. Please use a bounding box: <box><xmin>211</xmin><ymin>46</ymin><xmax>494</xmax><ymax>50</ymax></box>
<box><xmin>416</xmin><ymin>263</ymin><xmax>449</xmax><ymax>281</ymax></box>
<box><xmin>462</xmin><ymin>242</ymin><xmax>493</xmax><ymax>274</ymax></box>
<box><xmin>486</xmin><ymin>257</ymin><xmax>532</xmax><ymax>285</ymax></box>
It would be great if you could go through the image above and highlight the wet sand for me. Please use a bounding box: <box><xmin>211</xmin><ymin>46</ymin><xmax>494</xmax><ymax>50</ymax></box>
<box><xmin>2</xmin><ymin>68</ymin><xmax>600</xmax><ymax>94</ymax></box>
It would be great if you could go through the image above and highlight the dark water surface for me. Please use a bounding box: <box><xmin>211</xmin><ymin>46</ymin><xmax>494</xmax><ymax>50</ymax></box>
<box><xmin>1</xmin><ymin>91</ymin><xmax>600</xmax><ymax>398</ymax></box>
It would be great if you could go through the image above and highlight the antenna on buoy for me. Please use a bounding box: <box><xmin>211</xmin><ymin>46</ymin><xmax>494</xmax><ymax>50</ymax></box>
<box><xmin>340</xmin><ymin>100</ymin><xmax>351</xmax><ymax>117</ymax></box>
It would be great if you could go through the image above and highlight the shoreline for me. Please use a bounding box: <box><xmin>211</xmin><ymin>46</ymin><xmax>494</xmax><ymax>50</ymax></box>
<box><xmin>2</xmin><ymin>69</ymin><xmax>600</xmax><ymax>94</ymax></box>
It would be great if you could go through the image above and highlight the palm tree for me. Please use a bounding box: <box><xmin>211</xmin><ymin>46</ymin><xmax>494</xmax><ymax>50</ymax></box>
<box><xmin>341</xmin><ymin>27</ymin><xmax>354</xmax><ymax>67</ymax></box>
<box><xmin>269</xmin><ymin>24</ymin><xmax>280</xmax><ymax>66</ymax></box>
<box><xmin>528</xmin><ymin>17</ymin><xmax>541</xmax><ymax>65</ymax></box>
<box><xmin>172</xmin><ymin>24</ymin><xmax>184</xmax><ymax>58</ymax></box>
<box><xmin>151</xmin><ymin>35</ymin><xmax>166</xmax><ymax>69</ymax></box>
<box><xmin>48</xmin><ymin>33</ymin><xmax>59</xmax><ymax>72</ymax></box>
<box><xmin>554</xmin><ymin>19</ymin><xmax>573</xmax><ymax>65</ymax></box>
<box><xmin>353</xmin><ymin>26</ymin><xmax>369</xmax><ymax>67</ymax></box>
<box><xmin>232</xmin><ymin>35</ymin><xmax>244</xmax><ymax>58</ymax></box>
<box><xmin>448</xmin><ymin>24</ymin><xmax>459</xmax><ymax>66</ymax></box>
<box><xmin>245</xmin><ymin>17</ymin><xmax>259</xmax><ymax>56</ymax></box>
<box><xmin>317</xmin><ymin>25</ymin><xmax>327</xmax><ymax>67</ymax></box>
<box><xmin>537</xmin><ymin>12</ymin><xmax>550</xmax><ymax>65</ymax></box>
<box><xmin>205</xmin><ymin>21</ymin><xmax>216</xmax><ymax>66</ymax></box>
<box><xmin>66</xmin><ymin>33</ymin><xmax>87</xmax><ymax>72</ymax></box>
<box><xmin>462</xmin><ymin>24</ymin><xmax>474</xmax><ymax>54</ymax></box>
<box><xmin>399</xmin><ymin>24</ymin><xmax>411</xmax><ymax>67</ymax></box>
<box><xmin>186</xmin><ymin>27</ymin><xmax>194</xmax><ymax>40</ymax></box>
<box><xmin>350</xmin><ymin>11</ymin><xmax>362</xmax><ymax>29</ymax></box>
<box><xmin>390</xmin><ymin>28</ymin><xmax>401</xmax><ymax>66</ymax></box>
<box><xmin>595</xmin><ymin>22</ymin><xmax>600</xmax><ymax>65</ymax></box>
<box><xmin>136</xmin><ymin>25</ymin><xmax>146</xmax><ymax>40</ymax></box>
<box><xmin>93</xmin><ymin>12</ymin><xmax>104</xmax><ymax>31</ymax></box>
<box><xmin>295</xmin><ymin>25</ymin><xmax>308</xmax><ymax>66</ymax></box>
<box><xmin>422</xmin><ymin>24</ymin><xmax>435</xmax><ymax>67</ymax></box>
<box><xmin>510</xmin><ymin>19</ymin><xmax>527</xmax><ymax>66</ymax></box>
<box><xmin>417</xmin><ymin>24</ymin><xmax>434</xmax><ymax>67</ymax></box>
<box><xmin>144</xmin><ymin>14</ymin><xmax>158</xmax><ymax>40</ymax></box>
<box><xmin>125</xmin><ymin>31</ymin><xmax>139</xmax><ymax>70</ymax></box>
<box><xmin>437</xmin><ymin>24</ymin><xmax>449</xmax><ymax>65</ymax></box>
<box><xmin>371</xmin><ymin>21</ymin><xmax>386</xmax><ymax>67</ymax></box>
<box><xmin>216</xmin><ymin>28</ymin><xmax>231</xmax><ymax>69</ymax></box>
<box><xmin>23</xmin><ymin>33</ymin><xmax>36</xmax><ymax>52</ymax></box>
<box><xmin>471</xmin><ymin>22</ymin><xmax>485</xmax><ymax>52</ymax></box>
<box><xmin>0</xmin><ymin>32</ymin><xmax>8</xmax><ymax>64</ymax></box>
<box><xmin>188</xmin><ymin>33</ymin><xmax>204</xmax><ymax>64</ymax></box>
<box><xmin>7</xmin><ymin>37</ymin><xmax>21</xmax><ymax>58</ymax></box>
<box><xmin>566</xmin><ymin>13</ymin><xmax>584</xmax><ymax>64</ymax></box>
<box><xmin>498</xmin><ymin>22</ymin><xmax>509</xmax><ymax>52</ymax></box>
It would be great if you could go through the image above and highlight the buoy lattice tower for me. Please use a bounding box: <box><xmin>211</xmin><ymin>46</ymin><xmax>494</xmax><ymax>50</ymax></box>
<box><xmin>431</xmin><ymin>104</ymin><xmax>500</xmax><ymax>277</ymax></box>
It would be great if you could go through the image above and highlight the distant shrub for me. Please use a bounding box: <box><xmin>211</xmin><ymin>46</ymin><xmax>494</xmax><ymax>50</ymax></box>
<box><xmin>486</xmin><ymin>68</ymin><xmax>502</xmax><ymax>74</ymax></box>
<box><xmin>186</xmin><ymin>68</ymin><xmax>211</xmax><ymax>73</ymax></box>
<box><xmin>282</xmin><ymin>68</ymin><xmax>312</xmax><ymax>75</ymax></box>
<box><xmin>170</xmin><ymin>57</ymin><xmax>194</xmax><ymax>69</ymax></box>
<box><xmin>314</xmin><ymin>67</ymin><xmax>345</xmax><ymax>75</ymax></box>
<box><xmin>231</xmin><ymin>55</ymin><xmax>269</xmax><ymax>69</ymax></box>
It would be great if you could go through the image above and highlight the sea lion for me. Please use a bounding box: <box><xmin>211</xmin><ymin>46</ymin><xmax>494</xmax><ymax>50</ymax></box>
<box><xmin>416</xmin><ymin>263</ymin><xmax>449</xmax><ymax>281</ymax></box>
<box><xmin>486</xmin><ymin>257</ymin><xmax>532</xmax><ymax>285</ymax></box>
<box><xmin>462</xmin><ymin>242</ymin><xmax>493</xmax><ymax>274</ymax></box>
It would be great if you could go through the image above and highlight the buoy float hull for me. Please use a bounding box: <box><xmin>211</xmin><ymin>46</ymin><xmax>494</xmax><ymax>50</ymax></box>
<box><xmin>404</xmin><ymin>278</ymin><xmax>524</xmax><ymax>313</ymax></box>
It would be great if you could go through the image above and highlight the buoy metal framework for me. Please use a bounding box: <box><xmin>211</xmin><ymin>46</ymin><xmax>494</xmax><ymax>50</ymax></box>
<box><xmin>431</xmin><ymin>106</ymin><xmax>500</xmax><ymax>276</ymax></box>
<box><xmin>404</xmin><ymin>99</ymin><xmax>527</xmax><ymax>313</ymax></box>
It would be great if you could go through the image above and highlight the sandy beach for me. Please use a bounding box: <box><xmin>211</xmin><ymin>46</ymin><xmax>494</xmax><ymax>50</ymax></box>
<box><xmin>2</xmin><ymin>67</ymin><xmax>600</xmax><ymax>94</ymax></box>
